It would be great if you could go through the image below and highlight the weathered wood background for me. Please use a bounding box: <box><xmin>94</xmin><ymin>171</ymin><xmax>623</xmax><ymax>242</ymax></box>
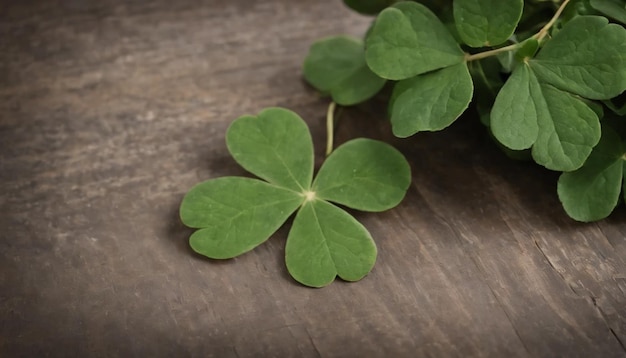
<box><xmin>1</xmin><ymin>0</ymin><xmax>625</xmax><ymax>356</ymax></box>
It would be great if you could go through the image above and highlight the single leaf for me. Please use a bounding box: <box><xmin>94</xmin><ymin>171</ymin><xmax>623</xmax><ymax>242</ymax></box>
<box><xmin>390</xmin><ymin>62</ymin><xmax>474</xmax><ymax>137</ymax></box>
<box><xmin>365</xmin><ymin>1</ymin><xmax>466</xmax><ymax>80</ymax></box>
<box><xmin>180</xmin><ymin>177</ymin><xmax>303</xmax><ymax>258</ymax></box>
<box><xmin>530</xmin><ymin>16</ymin><xmax>626</xmax><ymax>99</ymax></box>
<box><xmin>313</xmin><ymin>138</ymin><xmax>411</xmax><ymax>212</ymax></box>
<box><xmin>561</xmin><ymin>0</ymin><xmax>599</xmax><ymax>23</ymax></box>
<box><xmin>532</xmin><ymin>84</ymin><xmax>601</xmax><ymax>171</ymax></box>
<box><xmin>514</xmin><ymin>38</ymin><xmax>539</xmax><ymax>62</ymax></box>
<box><xmin>558</xmin><ymin>126</ymin><xmax>625</xmax><ymax>221</ymax></box>
<box><xmin>491</xmin><ymin>64</ymin><xmax>542</xmax><ymax>150</ymax></box>
<box><xmin>226</xmin><ymin>108</ymin><xmax>314</xmax><ymax>192</ymax></box>
<box><xmin>453</xmin><ymin>0</ymin><xmax>523</xmax><ymax>47</ymax></box>
<box><xmin>343</xmin><ymin>0</ymin><xmax>395</xmax><ymax>15</ymax></box>
<box><xmin>285</xmin><ymin>200</ymin><xmax>377</xmax><ymax>287</ymax></box>
<box><xmin>590</xmin><ymin>0</ymin><xmax>626</xmax><ymax>24</ymax></box>
<box><xmin>303</xmin><ymin>36</ymin><xmax>386</xmax><ymax>106</ymax></box>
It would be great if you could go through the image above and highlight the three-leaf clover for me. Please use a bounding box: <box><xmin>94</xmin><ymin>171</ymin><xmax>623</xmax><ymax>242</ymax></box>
<box><xmin>491</xmin><ymin>16</ymin><xmax>626</xmax><ymax>171</ymax></box>
<box><xmin>180</xmin><ymin>108</ymin><xmax>411</xmax><ymax>287</ymax></box>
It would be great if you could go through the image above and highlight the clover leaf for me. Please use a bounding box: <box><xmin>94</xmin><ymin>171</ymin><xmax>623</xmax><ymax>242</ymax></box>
<box><xmin>491</xmin><ymin>64</ymin><xmax>601</xmax><ymax>171</ymax></box>
<box><xmin>589</xmin><ymin>0</ymin><xmax>626</xmax><ymax>25</ymax></box>
<box><xmin>558</xmin><ymin>125</ymin><xmax>626</xmax><ymax>222</ymax></box>
<box><xmin>453</xmin><ymin>0</ymin><xmax>524</xmax><ymax>47</ymax></box>
<box><xmin>365</xmin><ymin>1</ymin><xmax>466</xmax><ymax>80</ymax></box>
<box><xmin>181</xmin><ymin>177</ymin><xmax>303</xmax><ymax>258</ymax></box>
<box><xmin>389</xmin><ymin>62</ymin><xmax>474</xmax><ymax>137</ymax></box>
<box><xmin>180</xmin><ymin>107</ymin><xmax>411</xmax><ymax>287</ymax></box>
<box><xmin>530</xmin><ymin>16</ymin><xmax>626</xmax><ymax>100</ymax></box>
<box><xmin>491</xmin><ymin>15</ymin><xmax>626</xmax><ymax>171</ymax></box>
<box><xmin>303</xmin><ymin>36</ymin><xmax>386</xmax><ymax>106</ymax></box>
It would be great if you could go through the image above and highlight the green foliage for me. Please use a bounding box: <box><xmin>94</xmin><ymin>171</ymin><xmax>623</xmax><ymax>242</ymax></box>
<box><xmin>182</xmin><ymin>0</ymin><xmax>626</xmax><ymax>289</ymax></box>
<box><xmin>558</xmin><ymin>126</ymin><xmax>626</xmax><ymax>221</ymax></box>
<box><xmin>181</xmin><ymin>177</ymin><xmax>303</xmax><ymax>258</ymax></box>
<box><xmin>226</xmin><ymin>108</ymin><xmax>313</xmax><ymax>191</ymax></box>
<box><xmin>590</xmin><ymin>0</ymin><xmax>626</xmax><ymax>24</ymax></box>
<box><xmin>301</xmin><ymin>0</ymin><xmax>626</xmax><ymax>222</ymax></box>
<box><xmin>180</xmin><ymin>108</ymin><xmax>411</xmax><ymax>287</ymax></box>
<box><xmin>530</xmin><ymin>16</ymin><xmax>626</xmax><ymax>100</ymax></box>
<box><xmin>454</xmin><ymin>0</ymin><xmax>524</xmax><ymax>47</ymax></box>
<box><xmin>303</xmin><ymin>36</ymin><xmax>386</xmax><ymax>106</ymax></box>
<box><xmin>491</xmin><ymin>64</ymin><xmax>601</xmax><ymax>171</ymax></box>
<box><xmin>390</xmin><ymin>63</ymin><xmax>474</xmax><ymax>137</ymax></box>
<box><xmin>286</xmin><ymin>200</ymin><xmax>377</xmax><ymax>286</ymax></box>
<box><xmin>365</xmin><ymin>2</ymin><xmax>465</xmax><ymax>80</ymax></box>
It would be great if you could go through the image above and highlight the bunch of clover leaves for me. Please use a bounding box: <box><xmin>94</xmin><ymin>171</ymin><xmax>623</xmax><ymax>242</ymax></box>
<box><xmin>180</xmin><ymin>0</ymin><xmax>626</xmax><ymax>287</ymax></box>
<box><xmin>303</xmin><ymin>0</ymin><xmax>626</xmax><ymax>223</ymax></box>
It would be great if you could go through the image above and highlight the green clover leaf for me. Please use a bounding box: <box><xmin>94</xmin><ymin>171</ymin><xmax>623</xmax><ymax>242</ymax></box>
<box><xmin>558</xmin><ymin>125</ymin><xmax>626</xmax><ymax>222</ymax></box>
<box><xmin>589</xmin><ymin>0</ymin><xmax>626</xmax><ymax>25</ymax></box>
<box><xmin>453</xmin><ymin>0</ymin><xmax>524</xmax><ymax>48</ymax></box>
<box><xmin>388</xmin><ymin>62</ymin><xmax>474</xmax><ymax>137</ymax></box>
<box><xmin>180</xmin><ymin>107</ymin><xmax>411</xmax><ymax>287</ymax></box>
<box><xmin>530</xmin><ymin>16</ymin><xmax>626</xmax><ymax>100</ymax></box>
<box><xmin>303</xmin><ymin>36</ymin><xmax>386</xmax><ymax>106</ymax></box>
<box><xmin>286</xmin><ymin>200</ymin><xmax>377</xmax><ymax>286</ymax></box>
<box><xmin>491</xmin><ymin>16</ymin><xmax>626</xmax><ymax>171</ymax></box>
<box><xmin>365</xmin><ymin>1</ymin><xmax>466</xmax><ymax>80</ymax></box>
<box><xmin>181</xmin><ymin>177</ymin><xmax>303</xmax><ymax>258</ymax></box>
<box><xmin>491</xmin><ymin>64</ymin><xmax>601</xmax><ymax>171</ymax></box>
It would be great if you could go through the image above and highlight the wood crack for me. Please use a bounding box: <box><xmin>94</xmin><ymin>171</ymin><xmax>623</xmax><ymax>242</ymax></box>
<box><xmin>533</xmin><ymin>239</ymin><xmax>579</xmax><ymax>296</ymax></box>
<box><xmin>591</xmin><ymin>296</ymin><xmax>626</xmax><ymax>353</ymax></box>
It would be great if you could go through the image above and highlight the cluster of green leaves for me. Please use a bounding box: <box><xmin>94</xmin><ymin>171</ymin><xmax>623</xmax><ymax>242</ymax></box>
<box><xmin>180</xmin><ymin>108</ymin><xmax>411</xmax><ymax>287</ymax></box>
<box><xmin>303</xmin><ymin>0</ymin><xmax>626</xmax><ymax>221</ymax></box>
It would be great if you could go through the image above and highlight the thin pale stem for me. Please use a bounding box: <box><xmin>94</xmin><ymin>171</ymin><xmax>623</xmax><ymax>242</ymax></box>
<box><xmin>326</xmin><ymin>101</ymin><xmax>336</xmax><ymax>156</ymax></box>
<box><xmin>535</xmin><ymin>0</ymin><xmax>571</xmax><ymax>41</ymax></box>
<box><xmin>465</xmin><ymin>0</ymin><xmax>570</xmax><ymax>62</ymax></box>
<box><xmin>465</xmin><ymin>42</ymin><xmax>522</xmax><ymax>62</ymax></box>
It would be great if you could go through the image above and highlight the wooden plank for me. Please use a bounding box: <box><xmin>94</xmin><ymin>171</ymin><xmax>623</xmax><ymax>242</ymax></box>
<box><xmin>1</xmin><ymin>0</ymin><xmax>625</xmax><ymax>357</ymax></box>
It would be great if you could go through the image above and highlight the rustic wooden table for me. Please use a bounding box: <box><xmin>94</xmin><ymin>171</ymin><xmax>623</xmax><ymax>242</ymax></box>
<box><xmin>1</xmin><ymin>0</ymin><xmax>625</xmax><ymax>356</ymax></box>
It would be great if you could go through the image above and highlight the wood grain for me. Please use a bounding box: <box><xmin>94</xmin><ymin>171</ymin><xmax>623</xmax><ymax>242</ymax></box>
<box><xmin>1</xmin><ymin>0</ymin><xmax>625</xmax><ymax>357</ymax></box>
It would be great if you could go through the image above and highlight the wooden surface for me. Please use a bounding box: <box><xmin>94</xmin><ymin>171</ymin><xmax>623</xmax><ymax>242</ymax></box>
<box><xmin>1</xmin><ymin>0</ymin><xmax>625</xmax><ymax>356</ymax></box>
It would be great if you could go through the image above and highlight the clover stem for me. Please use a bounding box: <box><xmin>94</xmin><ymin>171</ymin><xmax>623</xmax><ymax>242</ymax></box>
<box><xmin>535</xmin><ymin>0</ymin><xmax>571</xmax><ymax>42</ymax></box>
<box><xmin>465</xmin><ymin>0</ymin><xmax>570</xmax><ymax>63</ymax></box>
<box><xmin>465</xmin><ymin>42</ymin><xmax>522</xmax><ymax>62</ymax></box>
<box><xmin>326</xmin><ymin>101</ymin><xmax>337</xmax><ymax>156</ymax></box>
